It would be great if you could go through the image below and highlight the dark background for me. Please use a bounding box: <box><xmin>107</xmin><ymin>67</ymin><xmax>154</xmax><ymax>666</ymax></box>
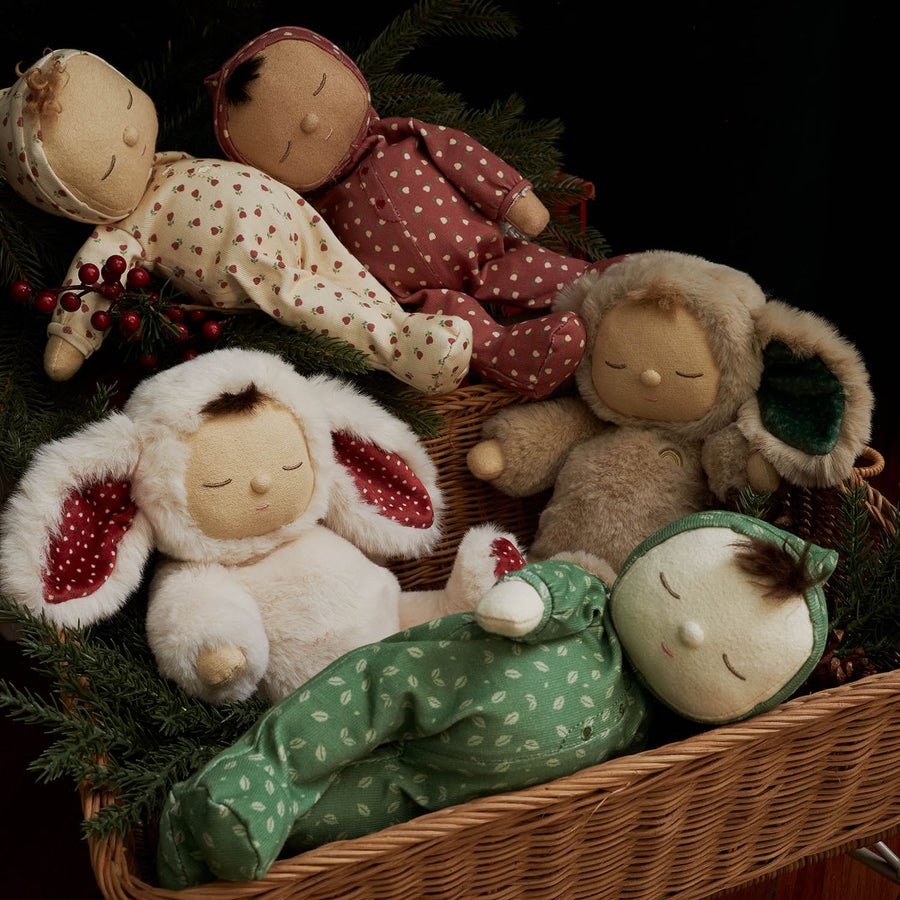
<box><xmin>1</xmin><ymin>2</ymin><xmax>894</xmax><ymax>897</ymax></box>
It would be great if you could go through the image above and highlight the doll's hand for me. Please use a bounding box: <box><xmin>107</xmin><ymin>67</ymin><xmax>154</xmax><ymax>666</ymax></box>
<box><xmin>505</xmin><ymin>190</ymin><xmax>550</xmax><ymax>238</ymax></box>
<box><xmin>747</xmin><ymin>451</ymin><xmax>781</xmax><ymax>493</ymax></box>
<box><xmin>476</xmin><ymin>579</ymin><xmax>544</xmax><ymax>637</ymax></box>
<box><xmin>195</xmin><ymin>645</ymin><xmax>248</xmax><ymax>688</ymax></box>
<box><xmin>44</xmin><ymin>336</ymin><xmax>86</xmax><ymax>381</ymax></box>
<box><xmin>467</xmin><ymin>439</ymin><xmax>506</xmax><ymax>481</ymax></box>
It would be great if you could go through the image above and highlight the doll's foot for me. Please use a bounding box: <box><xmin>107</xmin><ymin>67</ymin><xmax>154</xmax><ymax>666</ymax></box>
<box><xmin>384</xmin><ymin>313</ymin><xmax>473</xmax><ymax>394</ymax></box>
<box><xmin>44</xmin><ymin>336</ymin><xmax>87</xmax><ymax>381</ymax></box>
<box><xmin>475</xmin><ymin>579</ymin><xmax>544</xmax><ymax>637</ymax></box>
<box><xmin>473</xmin><ymin>310</ymin><xmax>586</xmax><ymax>398</ymax></box>
<box><xmin>444</xmin><ymin>525</ymin><xmax>526</xmax><ymax>613</ymax></box>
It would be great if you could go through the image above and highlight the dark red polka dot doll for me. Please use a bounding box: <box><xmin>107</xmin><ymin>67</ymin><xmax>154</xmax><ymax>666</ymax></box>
<box><xmin>0</xmin><ymin>348</ymin><xmax>526</xmax><ymax>705</ymax></box>
<box><xmin>206</xmin><ymin>26</ymin><xmax>610</xmax><ymax>398</ymax></box>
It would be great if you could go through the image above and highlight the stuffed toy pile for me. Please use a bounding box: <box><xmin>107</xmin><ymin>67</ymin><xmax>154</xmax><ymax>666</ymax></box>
<box><xmin>0</xmin><ymin>49</ymin><xmax>472</xmax><ymax>393</ymax></box>
<box><xmin>0</xmin><ymin>23</ymin><xmax>877</xmax><ymax>895</ymax></box>
<box><xmin>204</xmin><ymin>26</ymin><xmax>615</xmax><ymax>398</ymax></box>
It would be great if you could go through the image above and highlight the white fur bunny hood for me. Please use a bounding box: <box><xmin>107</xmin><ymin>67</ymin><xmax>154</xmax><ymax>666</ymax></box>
<box><xmin>0</xmin><ymin>348</ymin><xmax>443</xmax><ymax>628</ymax></box>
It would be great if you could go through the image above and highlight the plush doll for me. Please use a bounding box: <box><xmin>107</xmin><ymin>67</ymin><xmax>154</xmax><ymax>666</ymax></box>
<box><xmin>154</xmin><ymin>510</ymin><xmax>833</xmax><ymax>888</ymax></box>
<box><xmin>204</xmin><ymin>26</ymin><xmax>612</xmax><ymax>398</ymax></box>
<box><xmin>0</xmin><ymin>347</ymin><xmax>525</xmax><ymax>705</ymax></box>
<box><xmin>467</xmin><ymin>250</ymin><xmax>874</xmax><ymax>575</ymax></box>
<box><xmin>0</xmin><ymin>49</ymin><xmax>472</xmax><ymax>393</ymax></box>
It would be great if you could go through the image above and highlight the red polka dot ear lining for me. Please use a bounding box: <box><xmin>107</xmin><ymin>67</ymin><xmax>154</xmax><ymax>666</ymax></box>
<box><xmin>332</xmin><ymin>434</ymin><xmax>434</xmax><ymax>529</ymax></box>
<box><xmin>41</xmin><ymin>481</ymin><xmax>137</xmax><ymax>603</ymax></box>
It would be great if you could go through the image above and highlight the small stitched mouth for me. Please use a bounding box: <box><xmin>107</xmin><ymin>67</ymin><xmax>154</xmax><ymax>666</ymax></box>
<box><xmin>661</xmin><ymin>641</ymin><xmax>675</xmax><ymax>658</ymax></box>
<box><xmin>255</xmin><ymin>504</ymin><xmax>270</xmax><ymax>512</ymax></box>
<box><xmin>325</xmin><ymin>127</ymin><xmax>334</xmax><ymax>141</ymax></box>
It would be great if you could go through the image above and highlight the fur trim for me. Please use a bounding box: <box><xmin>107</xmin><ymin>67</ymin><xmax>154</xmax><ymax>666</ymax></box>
<box><xmin>0</xmin><ymin>414</ymin><xmax>154</xmax><ymax>627</ymax></box>
<box><xmin>737</xmin><ymin>301</ymin><xmax>873</xmax><ymax>487</ymax></box>
<box><xmin>554</xmin><ymin>250</ymin><xmax>765</xmax><ymax>441</ymax></box>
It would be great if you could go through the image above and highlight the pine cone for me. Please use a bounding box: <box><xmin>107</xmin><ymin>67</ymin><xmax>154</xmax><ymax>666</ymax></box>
<box><xmin>804</xmin><ymin>630</ymin><xmax>877</xmax><ymax>692</ymax></box>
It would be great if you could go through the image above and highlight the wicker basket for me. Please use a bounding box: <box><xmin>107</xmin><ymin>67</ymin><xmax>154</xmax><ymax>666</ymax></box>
<box><xmin>80</xmin><ymin>384</ymin><xmax>899</xmax><ymax>900</ymax></box>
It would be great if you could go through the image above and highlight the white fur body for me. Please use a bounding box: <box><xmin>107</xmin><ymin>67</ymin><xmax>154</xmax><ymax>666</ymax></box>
<box><xmin>147</xmin><ymin>525</ymin><xmax>401</xmax><ymax>705</ymax></box>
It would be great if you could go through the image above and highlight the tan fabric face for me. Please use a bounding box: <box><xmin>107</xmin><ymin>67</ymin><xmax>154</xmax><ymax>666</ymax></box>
<box><xmin>184</xmin><ymin>402</ymin><xmax>316</xmax><ymax>540</ymax></box>
<box><xmin>590</xmin><ymin>298</ymin><xmax>721</xmax><ymax>422</ymax></box>
<box><xmin>225</xmin><ymin>40</ymin><xmax>370</xmax><ymax>192</ymax></box>
<box><xmin>40</xmin><ymin>54</ymin><xmax>158</xmax><ymax>219</ymax></box>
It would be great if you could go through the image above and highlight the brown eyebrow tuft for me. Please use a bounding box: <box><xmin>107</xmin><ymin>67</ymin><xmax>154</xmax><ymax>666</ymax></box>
<box><xmin>200</xmin><ymin>383</ymin><xmax>271</xmax><ymax>416</ymax></box>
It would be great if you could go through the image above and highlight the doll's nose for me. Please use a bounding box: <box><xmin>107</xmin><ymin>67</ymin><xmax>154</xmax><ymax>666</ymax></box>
<box><xmin>250</xmin><ymin>473</ymin><xmax>273</xmax><ymax>494</ymax></box>
<box><xmin>300</xmin><ymin>113</ymin><xmax>320</xmax><ymax>134</ymax></box>
<box><xmin>678</xmin><ymin>621</ymin><xmax>705</xmax><ymax>649</ymax></box>
<box><xmin>640</xmin><ymin>368</ymin><xmax>661</xmax><ymax>387</ymax></box>
<box><xmin>123</xmin><ymin>125</ymin><xmax>139</xmax><ymax>147</ymax></box>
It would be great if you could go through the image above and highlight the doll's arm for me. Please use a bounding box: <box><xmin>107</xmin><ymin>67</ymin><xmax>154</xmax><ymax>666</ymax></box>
<box><xmin>407</xmin><ymin>118</ymin><xmax>538</xmax><ymax>225</ymax></box>
<box><xmin>467</xmin><ymin>396</ymin><xmax>603</xmax><ymax>496</ymax></box>
<box><xmin>702</xmin><ymin>423</ymin><xmax>781</xmax><ymax>500</ymax></box>
<box><xmin>45</xmin><ymin>225</ymin><xmax>146</xmax><ymax>380</ymax></box>
<box><xmin>476</xmin><ymin>560</ymin><xmax>608</xmax><ymax>641</ymax></box>
<box><xmin>145</xmin><ymin>561</ymin><xmax>269</xmax><ymax>705</ymax></box>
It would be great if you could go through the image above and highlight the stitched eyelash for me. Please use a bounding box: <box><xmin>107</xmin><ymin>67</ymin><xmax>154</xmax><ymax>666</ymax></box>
<box><xmin>202</xmin><ymin>478</ymin><xmax>232</xmax><ymax>488</ymax></box>
<box><xmin>283</xmin><ymin>462</ymin><xmax>304</xmax><ymax>471</ymax></box>
<box><xmin>676</xmin><ymin>371</ymin><xmax>704</xmax><ymax>378</ymax></box>
<box><xmin>313</xmin><ymin>73</ymin><xmax>326</xmax><ymax>96</ymax></box>
<box><xmin>604</xmin><ymin>361</ymin><xmax>627</xmax><ymax>370</ymax></box>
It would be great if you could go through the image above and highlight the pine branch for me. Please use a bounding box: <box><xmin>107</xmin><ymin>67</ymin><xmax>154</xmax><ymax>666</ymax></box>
<box><xmin>827</xmin><ymin>488</ymin><xmax>900</xmax><ymax>672</ymax></box>
<box><xmin>0</xmin><ymin>594</ymin><xmax>268</xmax><ymax>839</ymax></box>
<box><xmin>357</xmin><ymin>0</ymin><xmax>519</xmax><ymax>79</ymax></box>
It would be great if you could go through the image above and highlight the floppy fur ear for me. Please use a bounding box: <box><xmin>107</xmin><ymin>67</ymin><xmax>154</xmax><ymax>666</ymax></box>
<box><xmin>307</xmin><ymin>375</ymin><xmax>443</xmax><ymax>560</ymax></box>
<box><xmin>737</xmin><ymin>300</ymin><xmax>874</xmax><ymax>488</ymax></box>
<box><xmin>0</xmin><ymin>414</ymin><xmax>155</xmax><ymax>628</ymax></box>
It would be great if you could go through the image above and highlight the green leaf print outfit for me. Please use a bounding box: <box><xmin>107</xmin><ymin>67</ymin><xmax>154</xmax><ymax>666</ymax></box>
<box><xmin>157</xmin><ymin>561</ymin><xmax>649</xmax><ymax>888</ymax></box>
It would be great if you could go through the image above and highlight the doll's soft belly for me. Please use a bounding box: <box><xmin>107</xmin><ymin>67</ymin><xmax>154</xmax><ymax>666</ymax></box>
<box><xmin>315</xmin><ymin>152</ymin><xmax>504</xmax><ymax>297</ymax></box>
<box><xmin>529</xmin><ymin>428</ymin><xmax>712</xmax><ymax>574</ymax></box>
<box><xmin>231</xmin><ymin>527</ymin><xmax>402</xmax><ymax>700</ymax></box>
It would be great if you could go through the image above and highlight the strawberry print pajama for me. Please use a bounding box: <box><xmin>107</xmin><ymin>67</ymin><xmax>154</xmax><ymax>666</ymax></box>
<box><xmin>156</xmin><ymin>560</ymin><xmax>649</xmax><ymax>888</ymax></box>
<box><xmin>48</xmin><ymin>153</ymin><xmax>472</xmax><ymax>393</ymax></box>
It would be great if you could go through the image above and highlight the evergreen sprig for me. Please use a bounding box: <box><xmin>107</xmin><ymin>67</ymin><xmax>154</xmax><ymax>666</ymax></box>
<box><xmin>828</xmin><ymin>487</ymin><xmax>900</xmax><ymax>672</ymax></box>
<box><xmin>356</xmin><ymin>0</ymin><xmax>519</xmax><ymax>79</ymax></box>
<box><xmin>0</xmin><ymin>594</ymin><xmax>267</xmax><ymax>839</ymax></box>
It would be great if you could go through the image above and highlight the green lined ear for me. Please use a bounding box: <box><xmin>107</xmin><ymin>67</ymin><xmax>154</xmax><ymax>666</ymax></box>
<box><xmin>757</xmin><ymin>340</ymin><xmax>845</xmax><ymax>456</ymax></box>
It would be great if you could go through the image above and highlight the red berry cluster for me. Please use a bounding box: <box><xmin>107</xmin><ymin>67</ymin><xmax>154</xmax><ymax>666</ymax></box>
<box><xmin>9</xmin><ymin>255</ymin><xmax>224</xmax><ymax>368</ymax></box>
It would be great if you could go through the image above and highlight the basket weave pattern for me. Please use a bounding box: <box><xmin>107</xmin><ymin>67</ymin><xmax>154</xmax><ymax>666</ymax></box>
<box><xmin>80</xmin><ymin>384</ymin><xmax>900</xmax><ymax>900</ymax></box>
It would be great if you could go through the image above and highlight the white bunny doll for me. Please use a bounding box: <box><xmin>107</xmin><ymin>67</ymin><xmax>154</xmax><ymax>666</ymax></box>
<box><xmin>0</xmin><ymin>348</ymin><xmax>522</xmax><ymax>704</ymax></box>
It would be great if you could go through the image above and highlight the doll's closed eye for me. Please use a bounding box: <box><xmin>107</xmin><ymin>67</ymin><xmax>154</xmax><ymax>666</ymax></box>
<box><xmin>283</xmin><ymin>461</ymin><xmax>304</xmax><ymax>471</ymax></box>
<box><xmin>278</xmin><ymin>142</ymin><xmax>292</xmax><ymax>164</ymax></box>
<box><xmin>202</xmin><ymin>478</ymin><xmax>233</xmax><ymax>488</ymax></box>
<box><xmin>659</xmin><ymin>571</ymin><xmax>680</xmax><ymax>599</ymax></box>
<box><xmin>127</xmin><ymin>89</ymin><xmax>134</xmax><ymax>110</ymax></box>
<box><xmin>604</xmin><ymin>361</ymin><xmax>627</xmax><ymax>370</ymax></box>
<box><xmin>676</xmin><ymin>370</ymin><xmax>704</xmax><ymax>378</ymax></box>
<box><xmin>313</xmin><ymin>73</ymin><xmax>326</xmax><ymax>97</ymax></box>
<box><xmin>101</xmin><ymin>156</ymin><xmax>117</xmax><ymax>181</ymax></box>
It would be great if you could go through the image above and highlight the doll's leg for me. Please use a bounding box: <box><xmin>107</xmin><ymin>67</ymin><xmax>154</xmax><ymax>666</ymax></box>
<box><xmin>236</xmin><ymin>263</ymin><xmax>472</xmax><ymax>394</ymax></box>
<box><xmin>470</xmin><ymin>240</ymin><xmax>589</xmax><ymax>310</ymax></box>
<box><xmin>398</xmin><ymin>523</ymin><xmax>526</xmax><ymax>628</ymax></box>
<box><xmin>413</xmin><ymin>289</ymin><xmax>586</xmax><ymax>398</ymax></box>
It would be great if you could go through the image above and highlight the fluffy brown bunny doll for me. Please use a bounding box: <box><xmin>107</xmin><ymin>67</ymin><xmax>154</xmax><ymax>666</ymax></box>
<box><xmin>467</xmin><ymin>250</ymin><xmax>874</xmax><ymax>575</ymax></box>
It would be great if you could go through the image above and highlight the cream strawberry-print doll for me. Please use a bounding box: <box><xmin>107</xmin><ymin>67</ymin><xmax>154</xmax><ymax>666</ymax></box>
<box><xmin>0</xmin><ymin>49</ymin><xmax>472</xmax><ymax>392</ymax></box>
<box><xmin>205</xmin><ymin>26</ymin><xmax>610</xmax><ymax>398</ymax></box>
